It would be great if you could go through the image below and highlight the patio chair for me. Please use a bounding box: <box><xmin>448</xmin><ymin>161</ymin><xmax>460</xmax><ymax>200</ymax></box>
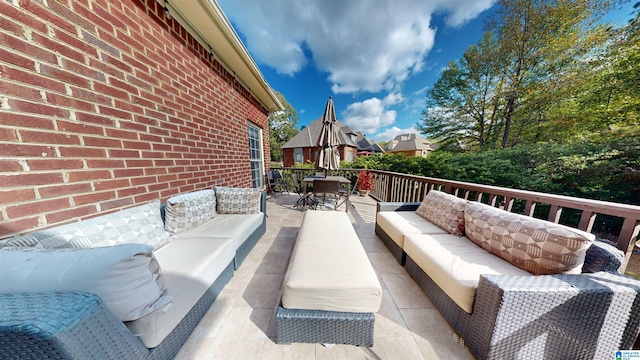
<box><xmin>291</xmin><ymin>173</ymin><xmax>314</xmax><ymax>209</ymax></box>
<box><xmin>338</xmin><ymin>175</ymin><xmax>358</xmax><ymax>209</ymax></box>
<box><xmin>267</xmin><ymin>170</ymin><xmax>285</xmax><ymax>197</ymax></box>
<box><xmin>312</xmin><ymin>179</ymin><xmax>341</xmax><ymax>210</ymax></box>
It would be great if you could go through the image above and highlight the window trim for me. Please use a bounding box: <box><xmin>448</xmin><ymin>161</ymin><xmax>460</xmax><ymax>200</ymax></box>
<box><xmin>248</xmin><ymin>122</ymin><xmax>265</xmax><ymax>189</ymax></box>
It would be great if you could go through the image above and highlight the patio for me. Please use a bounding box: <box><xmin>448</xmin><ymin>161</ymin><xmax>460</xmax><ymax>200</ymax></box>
<box><xmin>174</xmin><ymin>193</ymin><xmax>475</xmax><ymax>359</ymax></box>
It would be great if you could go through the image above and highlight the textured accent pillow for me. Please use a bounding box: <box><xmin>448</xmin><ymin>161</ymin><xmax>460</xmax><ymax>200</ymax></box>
<box><xmin>214</xmin><ymin>187</ymin><xmax>262</xmax><ymax>214</ymax></box>
<box><xmin>164</xmin><ymin>189</ymin><xmax>217</xmax><ymax>234</ymax></box>
<box><xmin>464</xmin><ymin>201</ymin><xmax>595</xmax><ymax>275</ymax></box>
<box><xmin>415</xmin><ymin>190</ymin><xmax>466</xmax><ymax>236</ymax></box>
<box><xmin>0</xmin><ymin>244</ymin><xmax>172</xmax><ymax>322</ymax></box>
<box><xmin>2</xmin><ymin>200</ymin><xmax>169</xmax><ymax>249</ymax></box>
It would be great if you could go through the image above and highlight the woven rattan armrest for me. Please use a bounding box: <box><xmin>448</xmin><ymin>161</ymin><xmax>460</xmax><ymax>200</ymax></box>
<box><xmin>376</xmin><ymin>202</ymin><xmax>421</xmax><ymax>212</ymax></box>
<box><xmin>475</xmin><ymin>272</ymin><xmax>640</xmax><ymax>359</ymax></box>
<box><xmin>0</xmin><ymin>291</ymin><xmax>149</xmax><ymax>360</ymax></box>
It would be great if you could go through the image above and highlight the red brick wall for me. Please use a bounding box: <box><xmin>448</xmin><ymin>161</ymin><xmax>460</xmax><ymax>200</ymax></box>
<box><xmin>282</xmin><ymin>148</ymin><xmax>294</xmax><ymax>167</ymax></box>
<box><xmin>0</xmin><ymin>0</ymin><xmax>270</xmax><ymax>239</ymax></box>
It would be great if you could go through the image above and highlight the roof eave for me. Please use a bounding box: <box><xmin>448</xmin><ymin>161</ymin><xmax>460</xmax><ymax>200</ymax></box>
<box><xmin>164</xmin><ymin>0</ymin><xmax>284</xmax><ymax>112</ymax></box>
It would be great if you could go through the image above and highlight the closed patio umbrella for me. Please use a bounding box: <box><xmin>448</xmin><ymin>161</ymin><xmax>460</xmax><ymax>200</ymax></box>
<box><xmin>315</xmin><ymin>96</ymin><xmax>340</xmax><ymax>176</ymax></box>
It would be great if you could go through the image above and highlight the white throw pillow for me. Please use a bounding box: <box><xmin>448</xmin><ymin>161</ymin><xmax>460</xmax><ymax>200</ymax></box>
<box><xmin>0</xmin><ymin>243</ymin><xmax>172</xmax><ymax>322</ymax></box>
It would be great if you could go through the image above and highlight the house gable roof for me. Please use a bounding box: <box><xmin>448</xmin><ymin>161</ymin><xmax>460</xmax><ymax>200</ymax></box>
<box><xmin>386</xmin><ymin>133</ymin><xmax>437</xmax><ymax>152</ymax></box>
<box><xmin>283</xmin><ymin>117</ymin><xmax>358</xmax><ymax>149</ymax></box>
<box><xmin>354</xmin><ymin>132</ymin><xmax>384</xmax><ymax>153</ymax></box>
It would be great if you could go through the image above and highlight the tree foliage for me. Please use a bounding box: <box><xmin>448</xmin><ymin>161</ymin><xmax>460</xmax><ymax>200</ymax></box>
<box><xmin>268</xmin><ymin>92</ymin><xmax>298</xmax><ymax>161</ymax></box>
<box><xmin>350</xmin><ymin>139</ymin><xmax>640</xmax><ymax>206</ymax></box>
<box><xmin>419</xmin><ymin>0</ymin><xmax>639</xmax><ymax>149</ymax></box>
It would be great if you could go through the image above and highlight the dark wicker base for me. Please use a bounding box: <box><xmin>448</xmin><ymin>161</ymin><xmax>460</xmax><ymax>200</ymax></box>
<box><xmin>275</xmin><ymin>305</ymin><xmax>375</xmax><ymax>346</ymax></box>
<box><xmin>374</xmin><ymin>223</ymin><xmax>405</xmax><ymax>265</ymax></box>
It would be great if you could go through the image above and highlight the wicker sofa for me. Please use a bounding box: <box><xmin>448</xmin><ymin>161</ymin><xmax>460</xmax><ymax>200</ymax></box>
<box><xmin>375</xmin><ymin>190</ymin><xmax>640</xmax><ymax>360</ymax></box>
<box><xmin>0</xmin><ymin>187</ymin><xmax>266</xmax><ymax>360</ymax></box>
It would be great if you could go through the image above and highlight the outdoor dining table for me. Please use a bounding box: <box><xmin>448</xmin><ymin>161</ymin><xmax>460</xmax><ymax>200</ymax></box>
<box><xmin>303</xmin><ymin>175</ymin><xmax>351</xmax><ymax>212</ymax></box>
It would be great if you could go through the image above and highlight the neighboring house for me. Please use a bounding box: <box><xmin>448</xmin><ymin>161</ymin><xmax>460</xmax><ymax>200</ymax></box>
<box><xmin>0</xmin><ymin>0</ymin><xmax>282</xmax><ymax>239</ymax></box>
<box><xmin>282</xmin><ymin>117</ymin><xmax>358</xmax><ymax>167</ymax></box>
<box><xmin>385</xmin><ymin>133</ymin><xmax>438</xmax><ymax>157</ymax></box>
<box><xmin>353</xmin><ymin>132</ymin><xmax>384</xmax><ymax>154</ymax></box>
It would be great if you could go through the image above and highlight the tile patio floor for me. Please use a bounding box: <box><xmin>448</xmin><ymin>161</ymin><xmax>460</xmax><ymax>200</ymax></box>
<box><xmin>175</xmin><ymin>193</ymin><xmax>475</xmax><ymax>359</ymax></box>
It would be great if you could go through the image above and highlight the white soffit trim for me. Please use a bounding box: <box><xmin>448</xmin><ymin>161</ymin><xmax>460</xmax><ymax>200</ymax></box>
<box><xmin>158</xmin><ymin>0</ymin><xmax>283</xmax><ymax>112</ymax></box>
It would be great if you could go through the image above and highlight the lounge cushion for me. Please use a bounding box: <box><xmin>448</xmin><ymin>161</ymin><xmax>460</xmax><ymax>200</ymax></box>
<box><xmin>415</xmin><ymin>190</ymin><xmax>466</xmax><ymax>236</ymax></box>
<box><xmin>404</xmin><ymin>233</ymin><xmax>530</xmax><ymax>313</ymax></box>
<box><xmin>164</xmin><ymin>189</ymin><xmax>216</xmax><ymax>234</ymax></box>
<box><xmin>126</xmin><ymin>236</ymin><xmax>235</xmax><ymax>348</ymax></box>
<box><xmin>0</xmin><ymin>200</ymin><xmax>169</xmax><ymax>249</ymax></box>
<box><xmin>214</xmin><ymin>187</ymin><xmax>262</xmax><ymax>214</ymax></box>
<box><xmin>0</xmin><ymin>244</ymin><xmax>171</xmax><ymax>322</ymax></box>
<box><xmin>172</xmin><ymin>213</ymin><xmax>264</xmax><ymax>250</ymax></box>
<box><xmin>376</xmin><ymin>211</ymin><xmax>448</xmax><ymax>248</ymax></box>
<box><xmin>282</xmin><ymin>211</ymin><xmax>382</xmax><ymax>313</ymax></box>
<box><xmin>464</xmin><ymin>201</ymin><xmax>595</xmax><ymax>275</ymax></box>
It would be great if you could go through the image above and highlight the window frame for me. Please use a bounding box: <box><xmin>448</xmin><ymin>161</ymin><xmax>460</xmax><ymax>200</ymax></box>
<box><xmin>248</xmin><ymin>122</ymin><xmax>265</xmax><ymax>189</ymax></box>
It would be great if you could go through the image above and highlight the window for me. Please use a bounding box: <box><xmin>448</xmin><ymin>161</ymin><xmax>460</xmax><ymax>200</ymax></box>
<box><xmin>347</xmin><ymin>151</ymin><xmax>354</xmax><ymax>162</ymax></box>
<box><xmin>294</xmin><ymin>148</ymin><xmax>303</xmax><ymax>163</ymax></box>
<box><xmin>248</xmin><ymin>123</ymin><xmax>264</xmax><ymax>188</ymax></box>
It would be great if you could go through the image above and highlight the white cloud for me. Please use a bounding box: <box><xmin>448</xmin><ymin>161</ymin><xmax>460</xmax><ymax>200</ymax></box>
<box><xmin>374</xmin><ymin>126</ymin><xmax>420</xmax><ymax>142</ymax></box>
<box><xmin>382</xmin><ymin>92</ymin><xmax>404</xmax><ymax>106</ymax></box>
<box><xmin>342</xmin><ymin>95</ymin><xmax>405</xmax><ymax>134</ymax></box>
<box><xmin>219</xmin><ymin>0</ymin><xmax>494</xmax><ymax>94</ymax></box>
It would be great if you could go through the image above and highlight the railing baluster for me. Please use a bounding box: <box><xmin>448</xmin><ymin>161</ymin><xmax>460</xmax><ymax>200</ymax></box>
<box><xmin>524</xmin><ymin>200</ymin><xmax>536</xmax><ymax>216</ymax></box>
<box><xmin>619</xmin><ymin>219</ymin><xmax>640</xmax><ymax>273</ymax></box>
<box><xmin>578</xmin><ymin>210</ymin><xmax>596</xmax><ymax>232</ymax></box>
<box><xmin>548</xmin><ymin>205</ymin><xmax>562</xmax><ymax>224</ymax></box>
<box><xmin>503</xmin><ymin>197</ymin><xmax>514</xmax><ymax>211</ymax></box>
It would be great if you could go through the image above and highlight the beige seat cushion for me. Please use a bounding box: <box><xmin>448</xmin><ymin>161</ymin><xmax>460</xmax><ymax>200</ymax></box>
<box><xmin>404</xmin><ymin>234</ymin><xmax>530</xmax><ymax>313</ymax></box>
<box><xmin>464</xmin><ymin>201</ymin><xmax>595</xmax><ymax>275</ymax></box>
<box><xmin>126</xmin><ymin>236</ymin><xmax>235</xmax><ymax>348</ymax></box>
<box><xmin>172</xmin><ymin>213</ymin><xmax>263</xmax><ymax>250</ymax></box>
<box><xmin>376</xmin><ymin>211</ymin><xmax>447</xmax><ymax>248</ymax></box>
<box><xmin>282</xmin><ymin>211</ymin><xmax>382</xmax><ymax>313</ymax></box>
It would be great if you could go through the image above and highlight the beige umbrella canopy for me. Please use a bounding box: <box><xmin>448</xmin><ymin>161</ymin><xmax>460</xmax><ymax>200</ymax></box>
<box><xmin>315</xmin><ymin>96</ymin><xmax>341</xmax><ymax>175</ymax></box>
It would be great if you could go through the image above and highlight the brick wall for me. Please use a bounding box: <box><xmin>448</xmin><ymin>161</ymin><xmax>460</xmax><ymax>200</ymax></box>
<box><xmin>0</xmin><ymin>0</ymin><xmax>270</xmax><ymax>239</ymax></box>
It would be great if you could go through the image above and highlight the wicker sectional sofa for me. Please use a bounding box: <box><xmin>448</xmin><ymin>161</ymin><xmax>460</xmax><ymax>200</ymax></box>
<box><xmin>375</xmin><ymin>190</ymin><xmax>640</xmax><ymax>360</ymax></box>
<box><xmin>0</xmin><ymin>187</ymin><xmax>266</xmax><ymax>360</ymax></box>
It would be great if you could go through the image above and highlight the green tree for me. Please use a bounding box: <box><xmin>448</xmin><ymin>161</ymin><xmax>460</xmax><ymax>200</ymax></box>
<box><xmin>419</xmin><ymin>0</ymin><xmax>615</xmax><ymax>149</ymax></box>
<box><xmin>489</xmin><ymin>0</ymin><xmax>609</xmax><ymax>146</ymax></box>
<box><xmin>571</xmin><ymin>2</ymin><xmax>640</xmax><ymax>138</ymax></box>
<box><xmin>268</xmin><ymin>92</ymin><xmax>298</xmax><ymax>161</ymax></box>
<box><xmin>419</xmin><ymin>32</ymin><xmax>505</xmax><ymax>150</ymax></box>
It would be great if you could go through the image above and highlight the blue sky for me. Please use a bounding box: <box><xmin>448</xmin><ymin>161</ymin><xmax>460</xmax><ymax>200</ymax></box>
<box><xmin>218</xmin><ymin>0</ymin><xmax>637</xmax><ymax>142</ymax></box>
